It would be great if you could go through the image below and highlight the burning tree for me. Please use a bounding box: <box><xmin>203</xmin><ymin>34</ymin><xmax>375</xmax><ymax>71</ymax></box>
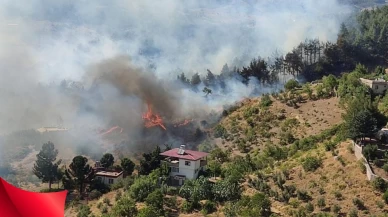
<box><xmin>142</xmin><ymin>102</ymin><xmax>167</xmax><ymax>130</ymax></box>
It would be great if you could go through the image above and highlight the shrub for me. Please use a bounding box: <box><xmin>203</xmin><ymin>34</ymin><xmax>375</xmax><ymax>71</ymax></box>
<box><xmin>334</xmin><ymin>191</ymin><xmax>343</xmax><ymax>200</ymax></box>
<box><xmin>103</xmin><ymin>197</ymin><xmax>110</xmax><ymax>206</ymax></box>
<box><xmin>260</xmin><ymin>94</ymin><xmax>273</xmax><ymax>107</ymax></box>
<box><xmin>358</xmin><ymin>160</ymin><xmax>366</xmax><ymax>174</ymax></box>
<box><xmin>110</xmin><ymin>196</ymin><xmax>137</xmax><ymax>217</ymax></box>
<box><xmin>377</xmin><ymin>200</ymin><xmax>385</xmax><ymax>209</ymax></box>
<box><xmin>317</xmin><ymin>197</ymin><xmax>326</xmax><ymax>210</ymax></box>
<box><xmin>302</xmin><ymin>156</ymin><xmax>322</xmax><ymax>172</ymax></box>
<box><xmin>137</xmin><ymin>206</ymin><xmax>160</xmax><ymax>217</ymax></box>
<box><xmin>383</xmin><ymin>164</ymin><xmax>388</xmax><ymax>174</ymax></box>
<box><xmin>145</xmin><ymin>189</ymin><xmax>164</xmax><ymax>214</ymax></box>
<box><xmin>214</xmin><ymin>125</ymin><xmax>228</xmax><ymax>138</ymax></box>
<box><xmin>201</xmin><ymin>200</ymin><xmax>216</xmax><ymax>215</ymax></box>
<box><xmin>77</xmin><ymin>205</ymin><xmax>91</xmax><ymax>217</ymax></box>
<box><xmin>352</xmin><ymin>198</ymin><xmax>365</xmax><ymax>210</ymax></box>
<box><xmin>297</xmin><ymin>190</ymin><xmax>311</xmax><ymax>202</ymax></box>
<box><xmin>181</xmin><ymin>200</ymin><xmax>199</xmax><ymax>213</ymax></box>
<box><xmin>383</xmin><ymin>190</ymin><xmax>388</xmax><ymax>204</ymax></box>
<box><xmin>305</xmin><ymin>202</ymin><xmax>314</xmax><ymax>213</ymax></box>
<box><xmin>115</xmin><ymin>190</ymin><xmax>122</xmax><ymax>201</ymax></box>
<box><xmin>331</xmin><ymin>204</ymin><xmax>341</xmax><ymax>214</ymax></box>
<box><xmin>129</xmin><ymin>176</ymin><xmax>157</xmax><ymax>202</ymax></box>
<box><xmin>89</xmin><ymin>190</ymin><xmax>102</xmax><ymax>200</ymax></box>
<box><xmin>101</xmin><ymin>205</ymin><xmax>108</xmax><ymax>214</ymax></box>
<box><xmin>372</xmin><ymin>177</ymin><xmax>387</xmax><ymax>193</ymax></box>
<box><xmin>362</xmin><ymin>145</ymin><xmax>378</xmax><ymax>161</ymax></box>
<box><xmin>348</xmin><ymin>208</ymin><xmax>358</xmax><ymax>217</ymax></box>
<box><xmin>285</xmin><ymin>79</ymin><xmax>300</xmax><ymax>91</ymax></box>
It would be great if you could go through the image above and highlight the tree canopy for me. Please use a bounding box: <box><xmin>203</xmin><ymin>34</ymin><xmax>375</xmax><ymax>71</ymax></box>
<box><xmin>33</xmin><ymin>141</ymin><xmax>61</xmax><ymax>190</ymax></box>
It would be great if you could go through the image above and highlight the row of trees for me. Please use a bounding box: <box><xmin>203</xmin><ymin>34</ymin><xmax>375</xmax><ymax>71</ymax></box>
<box><xmin>33</xmin><ymin>142</ymin><xmax>136</xmax><ymax>195</ymax></box>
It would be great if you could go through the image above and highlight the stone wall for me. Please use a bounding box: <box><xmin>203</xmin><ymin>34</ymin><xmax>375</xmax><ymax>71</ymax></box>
<box><xmin>352</xmin><ymin>140</ymin><xmax>388</xmax><ymax>181</ymax></box>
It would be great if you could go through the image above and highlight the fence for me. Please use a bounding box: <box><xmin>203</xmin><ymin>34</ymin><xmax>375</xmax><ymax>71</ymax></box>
<box><xmin>352</xmin><ymin>140</ymin><xmax>388</xmax><ymax>182</ymax></box>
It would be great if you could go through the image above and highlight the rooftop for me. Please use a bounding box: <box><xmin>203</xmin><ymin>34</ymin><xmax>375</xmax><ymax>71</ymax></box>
<box><xmin>95</xmin><ymin>170</ymin><xmax>123</xmax><ymax>178</ymax></box>
<box><xmin>160</xmin><ymin>148</ymin><xmax>208</xmax><ymax>161</ymax></box>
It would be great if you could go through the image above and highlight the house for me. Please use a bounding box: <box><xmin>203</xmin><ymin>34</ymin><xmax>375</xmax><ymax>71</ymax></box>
<box><xmin>160</xmin><ymin>145</ymin><xmax>208</xmax><ymax>186</ymax></box>
<box><xmin>94</xmin><ymin>161</ymin><xmax>123</xmax><ymax>185</ymax></box>
<box><xmin>360</xmin><ymin>78</ymin><xmax>388</xmax><ymax>94</ymax></box>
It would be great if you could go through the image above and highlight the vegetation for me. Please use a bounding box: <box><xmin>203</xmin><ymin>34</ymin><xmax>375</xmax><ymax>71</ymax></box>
<box><xmin>33</xmin><ymin>141</ymin><xmax>62</xmax><ymax>190</ymax></box>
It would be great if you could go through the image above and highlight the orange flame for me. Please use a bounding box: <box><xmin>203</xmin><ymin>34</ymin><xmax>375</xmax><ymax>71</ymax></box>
<box><xmin>173</xmin><ymin>119</ymin><xmax>193</xmax><ymax>127</ymax></box>
<box><xmin>100</xmin><ymin>126</ymin><xmax>123</xmax><ymax>136</ymax></box>
<box><xmin>142</xmin><ymin>102</ymin><xmax>167</xmax><ymax>130</ymax></box>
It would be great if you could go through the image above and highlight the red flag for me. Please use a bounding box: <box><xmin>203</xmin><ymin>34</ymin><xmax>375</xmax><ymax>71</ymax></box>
<box><xmin>0</xmin><ymin>177</ymin><xmax>67</xmax><ymax>217</ymax></box>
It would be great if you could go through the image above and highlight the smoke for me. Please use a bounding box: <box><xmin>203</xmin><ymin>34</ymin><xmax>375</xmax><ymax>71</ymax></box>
<box><xmin>0</xmin><ymin>0</ymin><xmax>354</xmax><ymax>158</ymax></box>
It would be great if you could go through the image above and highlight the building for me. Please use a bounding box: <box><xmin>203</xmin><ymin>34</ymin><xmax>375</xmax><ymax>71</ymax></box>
<box><xmin>94</xmin><ymin>161</ymin><xmax>123</xmax><ymax>185</ymax></box>
<box><xmin>160</xmin><ymin>145</ymin><xmax>208</xmax><ymax>186</ymax></box>
<box><xmin>360</xmin><ymin>78</ymin><xmax>388</xmax><ymax>94</ymax></box>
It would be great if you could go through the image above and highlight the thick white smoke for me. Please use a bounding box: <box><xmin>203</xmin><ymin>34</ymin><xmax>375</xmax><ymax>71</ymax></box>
<box><xmin>0</xmin><ymin>0</ymin><xmax>354</xmax><ymax>157</ymax></box>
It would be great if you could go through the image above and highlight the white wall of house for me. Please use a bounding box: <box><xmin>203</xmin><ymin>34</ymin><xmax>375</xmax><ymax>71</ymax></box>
<box><xmin>96</xmin><ymin>174</ymin><xmax>123</xmax><ymax>185</ymax></box>
<box><xmin>168</xmin><ymin>157</ymin><xmax>206</xmax><ymax>180</ymax></box>
<box><xmin>371</xmin><ymin>83</ymin><xmax>388</xmax><ymax>94</ymax></box>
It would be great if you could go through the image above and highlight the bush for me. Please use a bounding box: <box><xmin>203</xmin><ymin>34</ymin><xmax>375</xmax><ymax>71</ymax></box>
<box><xmin>348</xmin><ymin>209</ymin><xmax>358</xmax><ymax>217</ymax></box>
<box><xmin>129</xmin><ymin>176</ymin><xmax>157</xmax><ymax>202</ymax></box>
<box><xmin>145</xmin><ymin>189</ymin><xmax>164</xmax><ymax>214</ymax></box>
<box><xmin>317</xmin><ymin>197</ymin><xmax>326</xmax><ymax>210</ymax></box>
<box><xmin>260</xmin><ymin>94</ymin><xmax>273</xmax><ymax>107</ymax></box>
<box><xmin>383</xmin><ymin>190</ymin><xmax>388</xmax><ymax>204</ymax></box>
<box><xmin>333</xmin><ymin>191</ymin><xmax>343</xmax><ymax>200</ymax></box>
<box><xmin>352</xmin><ymin>198</ymin><xmax>365</xmax><ymax>210</ymax></box>
<box><xmin>103</xmin><ymin>197</ymin><xmax>110</xmax><ymax>206</ymax></box>
<box><xmin>214</xmin><ymin>125</ymin><xmax>228</xmax><ymax>138</ymax></box>
<box><xmin>88</xmin><ymin>190</ymin><xmax>102</xmax><ymax>200</ymax></box>
<box><xmin>137</xmin><ymin>206</ymin><xmax>160</xmax><ymax>217</ymax></box>
<box><xmin>111</xmin><ymin>196</ymin><xmax>137</xmax><ymax>217</ymax></box>
<box><xmin>285</xmin><ymin>79</ymin><xmax>300</xmax><ymax>91</ymax></box>
<box><xmin>297</xmin><ymin>190</ymin><xmax>311</xmax><ymax>202</ymax></box>
<box><xmin>306</xmin><ymin>202</ymin><xmax>314</xmax><ymax>213</ymax></box>
<box><xmin>77</xmin><ymin>205</ymin><xmax>91</xmax><ymax>217</ymax></box>
<box><xmin>362</xmin><ymin>145</ymin><xmax>378</xmax><ymax>161</ymax></box>
<box><xmin>201</xmin><ymin>200</ymin><xmax>216</xmax><ymax>215</ymax></box>
<box><xmin>383</xmin><ymin>164</ymin><xmax>388</xmax><ymax>174</ymax></box>
<box><xmin>331</xmin><ymin>204</ymin><xmax>341</xmax><ymax>214</ymax></box>
<box><xmin>372</xmin><ymin>177</ymin><xmax>387</xmax><ymax>193</ymax></box>
<box><xmin>181</xmin><ymin>200</ymin><xmax>199</xmax><ymax>213</ymax></box>
<box><xmin>302</xmin><ymin>156</ymin><xmax>322</xmax><ymax>172</ymax></box>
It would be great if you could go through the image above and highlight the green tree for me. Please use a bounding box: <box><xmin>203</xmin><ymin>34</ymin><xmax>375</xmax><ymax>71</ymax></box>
<box><xmin>63</xmin><ymin>156</ymin><xmax>93</xmax><ymax>196</ymax></box>
<box><xmin>120</xmin><ymin>158</ymin><xmax>135</xmax><ymax>177</ymax></box>
<box><xmin>246</xmin><ymin>193</ymin><xmax>271</xmax><ymax>217</ymax></box>
<box><xmin>145</xmin><ymin>189</ymin><xmax>164</xmax><ymax>215</ymax></box>
<box><xmin>77</xmin><ymin>205</ymin><xmax>91</xmax><ymax>217</ymax></box>
<box><xmin>100</xmin><ymin>153</ymin><xmax>114</xmax><ymax>169</ymax></box>
<box><xmin>347</xmin><ymin>110</ymin><xmax>378</xmax><ymax>140</ymax></box>
<box><xmin>139</xmin><ymin>146</ymin><xmax>164</xmax><ymax>175</ymax></box>
<box><xmin>302</xmin><ymin>83</ymin><xmax>313</xmax><ymax>99</ymax></box>
<box><xmin>284</xmin><ymin>79</ymin><xmax>300</xmax><ymax>91</ymax></box>
<box><xmin>362</xmin><ymin>144</ymin><xmax>378</xmax><ymax>161</ymax></box>
<box><xmin>137</xmin><ymin>206</ymin><xmax>160</xmax><ymax>217</ymax></box>
<box><xmin>322</xmin><ymin>74</ymin><xmax>338</xmax><ymax>96</ymax></box>
<box><xmin>129</xmin><ymin>176</ymin><xmax>157</xmax><ymax>202</ymax></box>
<box><xmin>191</xmin><ymin>73</ymin><xmax>202</xmax><ymax>86</ymax></box>
<box><xmin>111</xmin><ymin>196</ymin><xmax>137</xmax><ymax>217</ymax></box>
<box><xmin>203</xmin><ymin>87</ymin><xmax>212</xmax><ymax>96</ymax></box>
<box><xmin>33</xmin><ymin>141</ymin><xmax>61</xmax><ymax>190</ymax></box>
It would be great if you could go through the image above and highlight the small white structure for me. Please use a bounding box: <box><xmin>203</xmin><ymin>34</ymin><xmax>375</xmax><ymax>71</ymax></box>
<box><xmin>161</xmin><ymin>145</ymin><xmax>208</xmax><ymax>186</ymax></box>
<box><xmin>360</xmin><ymin>78</ymin><xmax>388</xmax><ymax>94</ymax></box>
<box><xmin>95</xmin><ymin>170</ymin><xmax>123</xmax><ymax>185</ymax></box>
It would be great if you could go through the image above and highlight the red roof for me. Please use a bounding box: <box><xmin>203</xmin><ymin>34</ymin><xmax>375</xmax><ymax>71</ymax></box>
<box><xmin>160</xmin><ymin>148</ymin><xmax>208</xmax><ymax>161</ymax></box>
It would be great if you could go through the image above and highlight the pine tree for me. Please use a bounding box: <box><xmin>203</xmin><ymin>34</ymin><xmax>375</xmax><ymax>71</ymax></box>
<box><xmin>33</xmin><ymin>141</ymin><xmax>61</xmax><ymax>190</ymax></box>
<box><xmin>63</xmin><ymin>156</ymin><xmax>93</xmax><ymax>196</ymax></box>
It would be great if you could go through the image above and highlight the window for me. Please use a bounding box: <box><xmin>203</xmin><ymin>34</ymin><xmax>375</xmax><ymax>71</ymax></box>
<box><xmin>97</xmin><ymin>177</ymin><xmax>102</xmax><ymax>181</ymax></box>
<box><xmin>185</xmin><ymin>161</ymin><xmax>191</xmax><ymax>166</ymax></box>
<box><xmin>171</xmin><ymin>167</ymin><xmax>179</xmax><ymax>172</ymax></box>
<box><xmin>375</xmin><ymin>85</ymin><xmax>379</xmax><ymax>89</ymax></box>
<box><xmin>109</xmin><ymin>179</ymin><xmax>114</xmax><ymax>184</ymax></box>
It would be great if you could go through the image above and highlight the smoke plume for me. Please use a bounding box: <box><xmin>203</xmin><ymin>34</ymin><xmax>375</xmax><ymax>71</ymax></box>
<box><xmin>0</xmin><ymin>0</ymin><xmax>354</xmax><ymax>160</ymax></box>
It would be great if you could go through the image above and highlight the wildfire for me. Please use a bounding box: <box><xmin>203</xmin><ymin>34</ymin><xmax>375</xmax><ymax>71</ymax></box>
<box><xmin>100</xmin><ymin>126</ymin><xmax>123</xmax><ymax>136</ymax></box>
<box><xmin>142</xmin><ymin>102</ymin><xmax>167</xmax><ymax>130</ymax></box>
<box><xmin>173</xmin><ymin>119</ymin><xmax>193</xmax><ymax>127</ymax></box>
